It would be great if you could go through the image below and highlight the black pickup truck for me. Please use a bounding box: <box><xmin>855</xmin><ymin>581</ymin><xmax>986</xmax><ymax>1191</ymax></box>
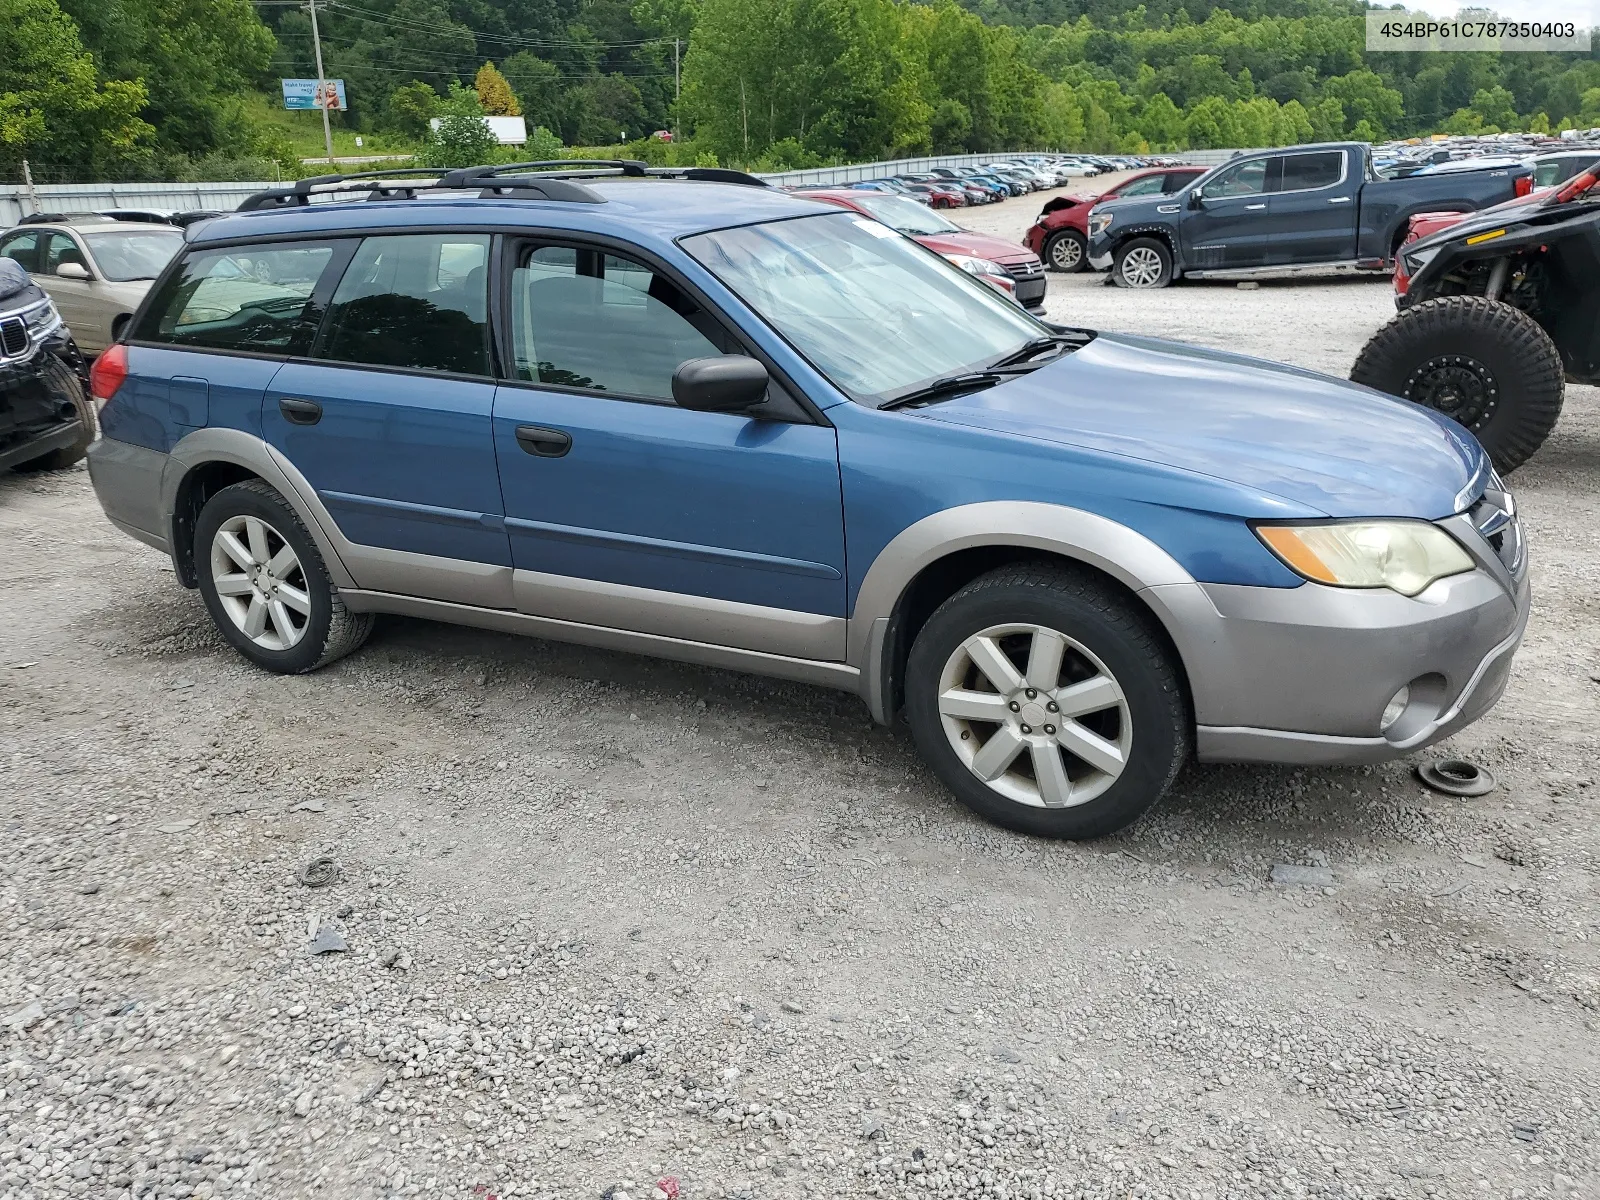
<box><xmin>1086</xmin><ymin>142</ymin><xmax>1533</xmax><ymax>289</ymax></box>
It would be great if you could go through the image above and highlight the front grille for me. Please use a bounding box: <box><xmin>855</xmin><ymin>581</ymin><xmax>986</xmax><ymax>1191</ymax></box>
<box><xmin>0</xmin><ymin>317</ymin><xmax>25</xmax><ymax>359</ymax></box>
<box><xmin>1003</xmin><ymin>259</ymin><xmax>1045</xmax><ymax>281</ymax></box>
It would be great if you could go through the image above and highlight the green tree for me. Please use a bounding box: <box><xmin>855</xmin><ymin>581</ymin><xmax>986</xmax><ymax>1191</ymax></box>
<box><xmin>385</xmin><ymin>81</ymin><xmax>438</xmax><ymax>140</ymax></box>
<box><xmin>0</xmin><ymin>0</ymin><xmax>153</xmax><ymax>176</ymax></box>
<box><xmin>475</xmin><ymin>63</ymin><xmax>522</xmax><ymax>117</ymax></box>
<box><xmin>500</xmin><ymin>53</ymin><xmax>566</xmax><ymax>135</ymax></box>
<box><xmin>422</xmin><ymin>82</ymin><xmax>497</xmax><ymax>167</ymax></box>
<box><xmin>1321</xmin><ymin>69</ymin><xmax>1403</xmax><ymax>139</ymax></box>
<box><xmin>1467</xmin><ymin>85</ymin><xmax>1517</xmax><ymax>131</ymax></box>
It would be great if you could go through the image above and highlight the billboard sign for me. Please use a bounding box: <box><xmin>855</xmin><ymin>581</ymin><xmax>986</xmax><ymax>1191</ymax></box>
<box><xmin>282</xmin><ymin>79</ymin><xmax>347</xmax><ymax>111</ymax></box>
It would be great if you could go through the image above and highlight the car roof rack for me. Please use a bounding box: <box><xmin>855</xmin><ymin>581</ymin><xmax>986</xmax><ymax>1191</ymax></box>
<box><xmin>236</xmin><ymin>159</ymin><xmax>770</xmax><ymax>213</ymax></box>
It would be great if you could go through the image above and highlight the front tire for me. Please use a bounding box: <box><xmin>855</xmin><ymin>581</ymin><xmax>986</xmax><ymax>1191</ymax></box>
<box><xmin>194</xmin><ymin>480</ymin><xmax>373</xmax><ymax>674</ymax></box>
<box><xmin>904</xmin><ymin>563</ymin><xmax>1189</xmax><ymax>840</ymax></box>
<box><xmin>1044</xmin><ymin>229</ymin><xmax>1087</xmax><ymax>273</ymax></box>
<box><xmin>1112</xmin><ymin>238</ymin><xmax>1173</xmax><ymax>289</ymax></box>
<box><xmin>1350</xmin><ymin>296</ymin><xmax>1563</xmax><ymax>474</ymax></box>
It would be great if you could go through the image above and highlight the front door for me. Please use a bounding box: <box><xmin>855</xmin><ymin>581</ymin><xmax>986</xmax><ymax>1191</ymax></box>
<box><xmin>40</xmin><ymin>232</ymin><xmax>106</xmax><ymax>352</ymax></box>
<box><xmin>491</xmin><ymin>242</ymin><xmax>847</xmax><ymax>660</ymax></box>
<box><xmin>261</xmin><ymin>232</ymin><xmax>511</xmax><ymax>571</ymax></box>
<box><xmin>1181</xmin><ymin>156</ymin><xmax>1274</xmax><ymax>269</ymax></box>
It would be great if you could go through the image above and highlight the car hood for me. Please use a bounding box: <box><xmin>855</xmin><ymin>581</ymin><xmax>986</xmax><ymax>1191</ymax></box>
<box><xmin>914</xmin><ymin>230</ymin><xmax>1037</xmax><ymax>263</ymax></box>
<box><xmin>915</xmin><ymin>333</ymin><xmax>1488</xmax><ymax>519</ymax></box>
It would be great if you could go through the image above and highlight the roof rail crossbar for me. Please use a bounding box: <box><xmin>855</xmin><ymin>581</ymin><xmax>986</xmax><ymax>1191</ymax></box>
<box><xmin>476</xmin><ymin>177</ymin><xmax>606</xmax><ymax>204</ymax></box>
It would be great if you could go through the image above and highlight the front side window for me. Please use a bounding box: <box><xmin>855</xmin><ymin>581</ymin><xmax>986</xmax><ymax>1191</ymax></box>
<box><xmin>44</xmin><ymin>234</ymin><xmax>87</xmax><ymax>274</ymax></box>
<box><xmin>1278</xmin><ymin>152</ymin><xmax>1342</xmax><ymax>193</ymax></box>
<box><xmin>1204</xmin><ymin>159</ymin><xmax>1269</xmax><ymax>198</ymax></box>
<box><xmin>137</xmin><ymin>241</ymin><xmax>337</xmax><ymax>352</ymax></box>
<box><xmin>683</xmin><ymin>212</ymin><xmax>1043</xmax><ymax>405</ymax></box>
<box><xmin>81</xmin><ymin>231</ymin><xmax>183</xmax><ymax>281</ymax></box>
<box><xmin>511</xmin><ymin>245</ymin><xmax>723</xmax><ymax>401</ymax></box>
<box><xmin>318</xmin><ymin>233</ymin><xmax>490</xmax><ymax>375</ymax></box>
<box><xmin>0</xmin><ymin>231</ymin><xmax>42</xmax><ymax>274</ymax></box>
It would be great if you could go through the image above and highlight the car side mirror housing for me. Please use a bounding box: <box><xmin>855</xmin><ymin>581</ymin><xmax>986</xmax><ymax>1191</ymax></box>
<box><xmin>672</xmin><ymin>355</ymin><xmax>770</xmax><ymax>414</ymax></box>
<box><xmin>55</xmin><ymin>262</ymin><xmax>92</xmax><ymax>280</ymax></box>
<box><xmin>1187</xmin><ymin>190</ymin><xmax>1205</xmax><ymax>209</ymax></box>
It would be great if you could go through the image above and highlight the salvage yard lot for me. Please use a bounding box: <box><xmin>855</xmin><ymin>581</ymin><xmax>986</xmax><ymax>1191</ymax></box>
<box><xmin>2</xmin><ymin>183</ymin><xmax>1598</xmax><ymax>1200</ymax></box>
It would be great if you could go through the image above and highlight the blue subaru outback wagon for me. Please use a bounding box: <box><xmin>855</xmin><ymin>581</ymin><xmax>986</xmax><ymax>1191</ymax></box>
<box><xmin>85</xmin><ymin>161</ymin><xmax>1529</xmax><ymax>839</ymax></box>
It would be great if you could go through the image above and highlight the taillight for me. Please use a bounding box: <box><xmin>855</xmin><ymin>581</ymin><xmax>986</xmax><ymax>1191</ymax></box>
<box><xmin>89</xmin><ymin>344</ymin><xmax>128</xmax><ymax>411</ymax></box>
<box><xmin>1514</xmin><ymin>175</ymin><xmax>1532</xmax><ymax>197</ymax></box>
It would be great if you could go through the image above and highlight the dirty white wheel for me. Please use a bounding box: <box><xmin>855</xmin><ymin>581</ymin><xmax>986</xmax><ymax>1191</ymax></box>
<box><xmin>209</xmin><ymin>514</ymin><xmax>312</xmax><ymax>651</ymax></box>
<box><xmin>937</xmin><ymin>623</ymin><xmax>1131</xmax><ymax>808</ymax></box>
<box><xmin>1120</xmin><ymin>247</ymin><xmax>1163</xmax><ymax>287</ymax></box>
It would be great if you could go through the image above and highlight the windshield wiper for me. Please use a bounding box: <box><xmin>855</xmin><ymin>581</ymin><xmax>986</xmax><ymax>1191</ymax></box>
<box><xmin>878</xmin><ymin>372</ymin><xmax>1008</xmax><ymax>411</ymax></box>
<box><xmin>989</xmin><ymin>331</ymin><xmax>1090</xmax><ymax>369</ymax></box>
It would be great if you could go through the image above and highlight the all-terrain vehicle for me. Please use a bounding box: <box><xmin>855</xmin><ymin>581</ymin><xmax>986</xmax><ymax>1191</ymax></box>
<box><xmin>1351</xmin><ymin>162</ymin><xmax>1600</xmax><ymax>473</ymax></box>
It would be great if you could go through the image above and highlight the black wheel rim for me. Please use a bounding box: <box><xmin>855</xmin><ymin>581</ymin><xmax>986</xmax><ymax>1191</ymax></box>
<box><xmin>1404</xmin><ymin>354</ymin><xmax>1498</xmax><ymax>430</ymax></box>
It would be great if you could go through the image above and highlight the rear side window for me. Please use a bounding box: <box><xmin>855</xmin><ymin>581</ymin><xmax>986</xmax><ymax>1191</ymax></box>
<box><xmin>136</xmin><ymin>242</ymin><xmax>337</xmax><ymax>353</ymax></box>
<box><xmin>1278</xmin><ymin>152</ymin><xmax>1342</xmax><ymax>192</ymax></box>
<box><xmin>1114</xmin><ymin>174</ymin><xmax>1168</xmax><ymax>198</ymax></box>
<box><xmin>316</xmin><ymin>233</ymin><xmax>490</xmax><ymax>376</ymax></box>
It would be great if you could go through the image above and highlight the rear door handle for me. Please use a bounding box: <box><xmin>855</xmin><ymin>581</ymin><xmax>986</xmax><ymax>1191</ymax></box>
<box><xmin>515</xmin><ymin>424</ymin><xmax>572</xmax><ymax>458</ymax></box>
<box><xmin>1245</xmin><ymin>203</ymin><xmax>1267</xmax><ymax>211</ymax></box>
<box><xmin>278</xmin><ymin>397</ymin><xmax>322</xmax><ymax>425</ymax></box>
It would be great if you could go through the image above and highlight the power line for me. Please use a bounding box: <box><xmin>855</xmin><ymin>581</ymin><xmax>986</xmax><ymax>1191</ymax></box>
<box><xmin>324</xmin><ymin>0</ymin><xmax>670</xmax><ymax>50</ymax></box>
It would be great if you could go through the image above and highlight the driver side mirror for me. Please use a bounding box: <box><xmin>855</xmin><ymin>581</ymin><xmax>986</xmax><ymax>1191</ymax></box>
<box><xmin>672</xmin><ymin>355</ymin><xmax>770</xmax><ymax>414</ymax></box>
<box><xmin>1187</xmin><ymin>190</ymin><xmax>1205</xmax><ymax>210</ymax></box>
<box><xmin>55</xmin><ymin>261</ymin><xmax>92</xmax><ymax>280</ymax></box>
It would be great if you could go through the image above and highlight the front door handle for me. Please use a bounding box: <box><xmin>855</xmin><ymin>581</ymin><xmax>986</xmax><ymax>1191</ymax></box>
<box><xmin>278</xmin><ymin>397</ymin><xmax>322</xmax><ymax>425</ymax></box>
<box><xmin>1328</xmin><ymin>196</ymin><xmax>1352</xmax><ymax>204</ymax></box>
<box><xmin>1245</xmin><ymin>203</ymin><xmax>1267</xmax><ymax>211</ymax></box>
<box><xmin>515</xmin><ymin>424</ymin><xmax>572</xmax><ymax>458</ymax></box>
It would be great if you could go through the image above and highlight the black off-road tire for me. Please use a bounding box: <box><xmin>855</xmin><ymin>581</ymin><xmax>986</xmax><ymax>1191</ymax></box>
<box><xmin>15</xmin><ymin>356</ymin><xmax>95</xmax><ymax>471</ymax></box>
<box><xmin>1350</xmin><ymin>296</ymin><xmax>1564</xmax><ymax>474</ymax></box>
<box><xmin>1111</xmin><ymin>237</ymin><xmax>1173</xmax><ymax>288</ymax></box>
<box><xmin>1044</xmin><ymin>229</ymin><xmax>1087</xmax><ymax>273</ymax></box>
<box><xmin>904</xmin><ymin>563</ymin><xmax>1189</xmax><ymax>840</ymax></box>
<box><xmin>194</xmin><ymin>479</ymin><xmax>374</xmax><ymax>674</ymax></box>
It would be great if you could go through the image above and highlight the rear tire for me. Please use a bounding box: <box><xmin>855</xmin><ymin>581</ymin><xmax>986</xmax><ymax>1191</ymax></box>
<box><xmin>1112</xmin><ymin>238</ymin><xmax>1172</xmax><ymax>289</ymax></box>
<box><xmin>194</xmin><ymin>480</ymin><xmax>373</xmax><ymax>674</ymax></box>
<box><xmin>904</xmin><ymin>563</ymin><xmax>1189</xmax><ymax>840</ymax></box>
<box><xmin>1350</xmin><ymin>296</ymin><xmax>1563</xmax><ymax>474</ymax></box>
<box><xmin>1044</xmin><ymin>229</ymin><xmax>1087</xmax><ymax>273</ymax></box>
<box><xmin>14</xmin><ymin>355</ymin><xmax>95</xmax><ymax>471</ymax></box>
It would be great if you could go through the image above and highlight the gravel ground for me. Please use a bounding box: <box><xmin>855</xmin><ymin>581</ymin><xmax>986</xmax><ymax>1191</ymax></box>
<box><xmin>2</xmin><ymin>179</ymin><xmax>1597</xmax><ymax>1200</ymax></box>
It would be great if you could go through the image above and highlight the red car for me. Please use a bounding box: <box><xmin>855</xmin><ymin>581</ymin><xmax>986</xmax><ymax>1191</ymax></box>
<box><xmin>1024</xmin><ymin>166</ymin><xmax>1205</xmax><ymax>272</ymax></box>
<box><xmin>803</xmin><ymin>188</ymin><xmax>1048</xmax><ymax>312</ymax></box>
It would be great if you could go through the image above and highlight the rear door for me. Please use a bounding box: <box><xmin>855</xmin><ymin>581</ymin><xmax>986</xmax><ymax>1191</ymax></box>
<box><xmin>1180</xmin><ymin>156</ymin><xmax>1275</xmax><ymax>268</ymax></box>
<box><xmin>262</xmin><ymin>232</ymin><xmax>511</xmax><ymax>576</ymax></box>
<box><xmin>1264</xmin><ymin>149</ymin><xmax>1357</xmax><ymax>264</ymax></box>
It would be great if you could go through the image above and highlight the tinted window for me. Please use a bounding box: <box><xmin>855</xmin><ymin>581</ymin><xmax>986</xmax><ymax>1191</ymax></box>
<box><xmin>1165</xmin><ymin>172</ymin><xmax>1201</xmax><ymax>192</ymax></box>
<box><xmin>137</xmin><ymin>242</ymin><xmax>336</xmax><ymax>352</ymax></box>
<box><xmin>1114</xmin><ymin>174</ymin><xmax>1168</xmax><ymax>198</ymax></box>
<box><xmin>318</xmin><ymin>233</ymin><xmax>490</xmax><ymax>375</ymax></box>
<box><xmin>1204</xmin><ymin>159</ymin><xmax>1269</xmax><ymax>197</ymax></box>
<box><xmin>44</xmin><ymin>233</ymin><xmax>86</xmax><ymax>274</ymax></box>
<box><xmin>0</xmin><ymin>231</ymin><xmax>42</xmax><ymax>274</ymax></box>
<box><xmin>511</xmin><ymin>246</ymin><xmax>724</xmax><ymax>401</ymax></box>
<box><xmin>1278</xmin><ymin>152</ymin><xmax>1342</xmax><ymax>192</ymax></box>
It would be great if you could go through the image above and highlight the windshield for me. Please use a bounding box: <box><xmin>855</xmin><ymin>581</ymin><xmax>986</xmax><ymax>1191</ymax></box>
<box><xmin>851</xmin><ymin>194</ymin><xmax>962</xmax><ymax>235</ymax></box>
<box><xmin>83</xmin><ymin>230</ymin><xmax>183</xmax><ymax>282</ymax></box>
<box><xmin>683</xmin><ymin>212</ymin><xmax>1045</xmax><ymax>404</ymax></box>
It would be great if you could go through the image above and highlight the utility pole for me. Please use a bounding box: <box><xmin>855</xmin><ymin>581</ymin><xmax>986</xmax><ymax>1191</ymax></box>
<box><xmin>307</xmin><ymin>0</ymin><xmax>336</xmax><ymax>165</ymax></box>
<box><xmin>673</xmin><ymin>39</ymin><xmax>681</xmax><ymax>140</ymax></box>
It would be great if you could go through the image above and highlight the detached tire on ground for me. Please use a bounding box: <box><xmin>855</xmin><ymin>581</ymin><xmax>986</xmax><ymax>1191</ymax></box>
<box><xmin>1350</xmin><ymin>296</ymin><xmax>1564</xmax><ymax>475</ymax></box>
<box><xmin>15</xmin><ymin>356</ymin><xmax>95</xmax><ymax>471</ymax></box>
<box><xmin>194</xmin><ymin>479</ymin><xmax>374</xmax><ymax>674</ymax></box>
<box><xmin>1111</xmin><ymin>237</ymin><xmax>1173</xmax><ymax>289</ymax></box>
<box><xmin>904</xmin><ymin>563</ymin><xmax>1189</xmax><ymax>840</ymax></box>
<box><xmin>1044</xmin><ymin>229</ymin><xmax>1087</xmax><ymax>273</ymax></box>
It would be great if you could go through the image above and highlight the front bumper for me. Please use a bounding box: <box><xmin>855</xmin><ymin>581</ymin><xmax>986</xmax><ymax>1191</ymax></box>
<box><xmin>1145</xmin><ymin>507</ymin><xmax>1531</xmax><ymax>766</ymax></box>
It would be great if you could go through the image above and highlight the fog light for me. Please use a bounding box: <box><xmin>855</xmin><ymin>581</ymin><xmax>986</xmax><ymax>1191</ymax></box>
<box><xmin>1381</xmin><ymin>686</ymin><xmax>1410</xmax><ymax>732</ymax></box>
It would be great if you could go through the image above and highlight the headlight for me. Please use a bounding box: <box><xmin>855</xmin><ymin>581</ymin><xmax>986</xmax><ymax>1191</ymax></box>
<box><xmin>19</xmin><ymin>296</ymin><xmax>63</xmax><ymax>340</ymax></box>
<box><xmin>944</xmin><ymin>253</ymin><xmax>1010</xmax><ymax>281</ymax></box>
<box><xmin>1403</xmin><ymin>245</ymin><xmax>1441</xmax><ymax>275</ymax></box>
<box><xmin>1088</xmin><ymin>210</ymin><xmax>1114</xmax><ymax>237</ymax></box>
<box><xmin>1255</xmin><ymin>520</ymin><xmax>1474</xmax><ymax>597</ymax></box>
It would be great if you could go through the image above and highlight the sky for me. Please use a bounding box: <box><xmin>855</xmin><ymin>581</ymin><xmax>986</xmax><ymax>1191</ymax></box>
<box><xmin>1382</xmin><ymin>1</ymin><xmax>1596</xmax><ymax>25</ymax></box>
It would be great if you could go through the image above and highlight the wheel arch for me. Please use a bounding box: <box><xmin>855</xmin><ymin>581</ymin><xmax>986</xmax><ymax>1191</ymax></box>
<box><xmin>1110</xmin><ymin>225</ymin><xmax>1178</xmax><ymax>269</ymax></box>
<box><xmin>848</xmin><ymin>503</ymin><xmax>1200</xmax><ymax>725</ymax></box>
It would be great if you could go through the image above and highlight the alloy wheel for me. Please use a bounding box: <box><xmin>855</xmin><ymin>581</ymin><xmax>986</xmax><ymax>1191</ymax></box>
<box><xmin>1050</xmin><ymin>236</ymin><xmax>1083</xmax><ymax>270</ymax></box>
<box><xmin>1119</xmin><ymin>246</ymin><xmax>1164</xmax><ymax>287</ymax></box>
<box><xmin>209</xmin><ymin>514</ymin><xmax>313</xmax><ymax>651</ymax></box>
<box><xmin>936</xmin><ymin>623</ymin><xmax>1131</xmax><ymax>809</ymax></box>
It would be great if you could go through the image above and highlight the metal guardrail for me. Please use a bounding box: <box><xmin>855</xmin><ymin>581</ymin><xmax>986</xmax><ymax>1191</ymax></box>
<box><xmin>0</xmin><ymin>150</ymin><xmax>1243</xmax><ymax>223</ymax></box>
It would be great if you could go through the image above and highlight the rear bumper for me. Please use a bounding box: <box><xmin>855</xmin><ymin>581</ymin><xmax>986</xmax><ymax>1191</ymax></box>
<box><xmin>0</xmin><ymin>419</ymin><xmax>80</xmax><ymax>472</ymax></box>
<box><xmin>87</xmin><ymin>435</ymin><xmax>171</xmax><ymax>552</ymax></box>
